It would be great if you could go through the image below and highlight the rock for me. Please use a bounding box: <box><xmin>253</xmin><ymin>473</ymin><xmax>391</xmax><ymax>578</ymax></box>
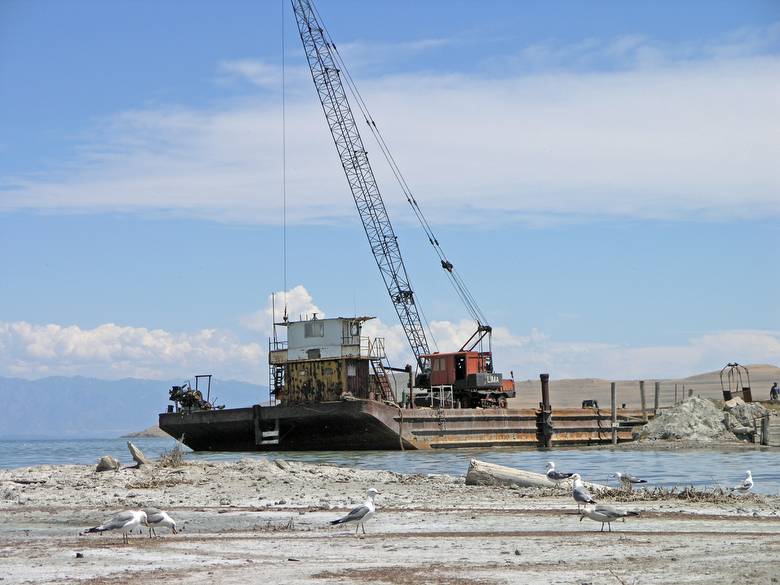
<box><xmin>127</xmin><ymin>442</ymin><xmax>152</xmax><ymax>466</ymax></box>
<box><xmin>95</xmin><ymin>456</ymin><xmax>120</xmax><ymax>472</ymax></box>
<box><xmin>723</xmin><ymin>397</ymin><xmax>745</xmax><ymax>409</ymax></box>
<box><xmin>723</xmin><ymin>401</ymin><xmax>767</xmax><ymax>439</ymax></box>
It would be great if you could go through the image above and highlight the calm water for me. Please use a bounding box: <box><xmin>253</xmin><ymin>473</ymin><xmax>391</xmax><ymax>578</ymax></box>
<box><xmin>1</xmin><ymin>437</ymin><xmax>778</xmax><ymax>494</ymax></box>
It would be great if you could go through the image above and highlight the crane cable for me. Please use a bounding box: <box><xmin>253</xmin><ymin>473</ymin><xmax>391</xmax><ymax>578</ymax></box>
<box><xmin>281</xmin><ymin>0</ymin><xmax>288</xmax><ymax>321</ymax></box>
<box><xmin>309</xmin><ymin>2</ymin><xmax>489</xmax><ymax>329</ymax></box>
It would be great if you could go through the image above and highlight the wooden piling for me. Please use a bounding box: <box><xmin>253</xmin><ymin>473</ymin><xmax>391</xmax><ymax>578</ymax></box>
<box><xmin>611</xmin><ymin>382</ymin><xmax>617</xmax><ymax>445</ymax></box>
<box><xmin>654</xmin><ymin>381</ymin><xmax>660</xmax><ymax>414</ymax></box>
<box><xmin>640</xmin><ymin>380</ymin><xmax>647</xmax><ymax>422</ymax></box>
<box><xmin>539</xmin><ymin>373</ymin><xmax>552</xmax><ymax>448</ymax></box>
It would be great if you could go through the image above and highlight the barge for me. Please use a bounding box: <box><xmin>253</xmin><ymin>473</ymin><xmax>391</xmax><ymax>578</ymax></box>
<box><xmin>159</xmin><ymin>315</ymin><xmax>649</xmax><ymax>450</ymax></box>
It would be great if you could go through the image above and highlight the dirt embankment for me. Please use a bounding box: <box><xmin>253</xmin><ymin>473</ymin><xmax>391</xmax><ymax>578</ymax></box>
<box><xmin>1</xmin><ymin>458</ymin><xmax>779</xmax><ymax>585</ymax></box>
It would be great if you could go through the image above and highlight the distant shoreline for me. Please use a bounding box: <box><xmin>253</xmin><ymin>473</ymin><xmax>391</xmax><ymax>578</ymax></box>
<box><xmin>120</xmin><ymin>425</ymin><xmax>169</xmax><ymax>439</ymax></box>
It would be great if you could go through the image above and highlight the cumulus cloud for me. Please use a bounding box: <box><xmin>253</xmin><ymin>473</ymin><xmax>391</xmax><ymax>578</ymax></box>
<box><xmin>241</xmin><ymin>285</ymin><xmax>324</xmax><ymax>334</ymax></box>
<box><xmin>360</xmin><ymin>315</ymin><xmax>780</xmax><ymax>380</ymax></box>
<box><xmin>2</xmin><ymin>27</ymin><xmax>779</xmax><ymax>224</ymax></box>
<box><xmin>1</xmin><ymin>285</ymin><xmax>778</xmax><ymax>381</ymax></box>
<box><xmin>0</xmin><ymin>321</ymin><xmax>264</xmax><ymax>381</ymax></box>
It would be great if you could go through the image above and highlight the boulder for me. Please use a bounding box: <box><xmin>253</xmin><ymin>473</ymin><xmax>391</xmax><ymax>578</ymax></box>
<box><xmin>95</xmin><ymin>455</ymin><xmax>120</xmax><ymax>472</ymax></box>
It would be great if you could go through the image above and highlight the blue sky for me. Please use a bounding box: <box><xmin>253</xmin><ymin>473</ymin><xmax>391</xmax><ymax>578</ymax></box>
<box><xmin>1</xmin><ymin>0</ymin><xmax>779</xmax><ymax>382</ymax></box>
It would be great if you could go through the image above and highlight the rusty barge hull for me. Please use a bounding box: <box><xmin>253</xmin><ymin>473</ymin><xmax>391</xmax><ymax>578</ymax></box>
<box><xmin>159</xmin><ymin>400</ymin><xmax>648</xmax><ymax>451</ymax></box>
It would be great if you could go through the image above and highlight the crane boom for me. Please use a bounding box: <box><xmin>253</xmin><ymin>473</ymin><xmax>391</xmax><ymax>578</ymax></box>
<box><xmin>291</xmin><ymin>0</ymin><xmax>431</xmax><ymax>372</ymax></box>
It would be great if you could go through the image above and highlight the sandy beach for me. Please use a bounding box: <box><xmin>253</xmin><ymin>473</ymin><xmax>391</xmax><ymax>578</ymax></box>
<box><xmin>1</xmin><ymin>458</ymin><xmax>779</xmax><ymax>585</ymax></box>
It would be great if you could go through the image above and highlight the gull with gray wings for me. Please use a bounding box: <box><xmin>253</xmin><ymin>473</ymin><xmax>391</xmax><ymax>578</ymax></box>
<box><xmin>331</xmin><ymin>488</ymin><xmax>380</xmax><ymax>535</ymax></box>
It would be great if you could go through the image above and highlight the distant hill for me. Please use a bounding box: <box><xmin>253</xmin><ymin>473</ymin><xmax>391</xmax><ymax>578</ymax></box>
<box><xmin>509</xmin><ymin>364</ymin><xmax>780</xmax><ymax>409</ymax></box>
<box><xmin>0</xmin><ymin>376</ymin><xmax>268</xmax><ymax>439</ymax></box>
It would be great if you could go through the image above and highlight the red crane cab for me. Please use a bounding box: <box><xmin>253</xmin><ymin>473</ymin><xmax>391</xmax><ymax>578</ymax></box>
<box><xmin>421</xmin><ymin>350</ymin><xmax>515</xmax><ymax>408</ymax></box>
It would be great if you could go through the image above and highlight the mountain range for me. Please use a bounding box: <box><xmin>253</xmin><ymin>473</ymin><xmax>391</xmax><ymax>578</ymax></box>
<box><xmin>0</xmin><ymin>376</ymin><xmax>268</xmax><ymax>439</ymax></box>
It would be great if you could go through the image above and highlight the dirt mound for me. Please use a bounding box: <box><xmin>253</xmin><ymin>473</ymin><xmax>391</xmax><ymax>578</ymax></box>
<box><xmin>638</xmin><ymin>397</ymin><xmax>737</xmax><ymax>442</ymax></box>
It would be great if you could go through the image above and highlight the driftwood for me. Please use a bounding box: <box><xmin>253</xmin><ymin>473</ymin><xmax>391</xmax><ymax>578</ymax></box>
<box><xmin>465</xmin><ymin>459</ymin><xmax>609</xmax><ymax>492</ymax></box>
<box><xmin>95</xmin><ymin>455</ymin><xmax>120</xmax><ymax>472</ymax></box>
<box><xmin>127</xmin><ymin>441</ymin><xmax>152</xmax><ymax>466</ymax></box>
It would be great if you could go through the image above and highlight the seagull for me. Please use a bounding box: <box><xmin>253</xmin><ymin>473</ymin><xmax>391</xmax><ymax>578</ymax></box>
<box><xmin>571</xmin><ymin>474</ymin><xmax>597</xmax><ymax>511</ymax></box>
<box><xmin>81</xmin><ymin>510</ymin><xmax>149</xmax><ymax>544</ymax></box>
<box><xmin>612</xmin><ymin>472</ymin><xmax>648</xmax><ymax>486</ymax></box>
<box><xmin>546</xmin><ymin>461</ymin><xmax>574</xmax><ymax>482</ymax></box>
<box><xmin>579</xmin><ymin>504</ymin><xmax>639</xmax><ymax>532</ymax></box>
<box><xmin>731</xmin><ymin>470</ymin><xmax>753</xmax><ymax>493</ymax></box>
<box><xmin>330</xmin><ymin>488</ymin><xmax>380</xmax><ymax>535</ymax></box>
<box><xmin>143</xmin><ymin>508</ymin><xmax>177</xmax><ymax>538</ymax></box>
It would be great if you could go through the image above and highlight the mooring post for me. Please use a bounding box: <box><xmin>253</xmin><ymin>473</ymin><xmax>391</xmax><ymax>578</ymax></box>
<box><xmin>654</xmin><ymin>381</ymin><xmax>660</xmax><ymax>414</ymax></box>
<box><xmin>611</xmin><ymin>382</ymin><xmax>617</xmax><ymax>445</ymax></box>
<box><xmin>539</xmin><ymin>373</ymin><xmax>552</xmax><ymax>448</ymax></box>
<box><xmin>639</xmin><ymin>380</ymin><xmax>647</xmax><ymax>422</ymax></box>
<box><xmin>761</xmin><ymin>413</ymin><xmax>770</xmax><ymax>446</ymax></box>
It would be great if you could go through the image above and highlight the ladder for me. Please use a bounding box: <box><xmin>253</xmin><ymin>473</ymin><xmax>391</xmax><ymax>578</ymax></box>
<box><xmin>371</xmin><ymin>359</ymin><xmax>395</xmax><ymax>402</ymax></box>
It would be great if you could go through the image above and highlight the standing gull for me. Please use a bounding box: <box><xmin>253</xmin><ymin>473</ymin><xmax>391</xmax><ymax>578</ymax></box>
<box><xmin>571</xmin><ymin>474</ymin><xmax>597</xmax><ymax>511</ymax></box>
<box><xmin>731</xmin><ymin>470</ymin><xmax>753</xmax><ymax>493</ymax></box>
<box><xmin>612</xmin><ymin>472</ymin><xmax>648</xmax><ymax>487</ymax></box>
<box><xmin>330</xmin><ymin>488</ymin><xmax>380</xmax><ymax>535</ymax></box>
<box><xmin>546</xmin><ymin>461</ymin><xmax>574</xmax><ymax>482</ymax></box>
<box><xmin>81</xmin><ymin>510</ymin><xmax>148</xmax><ymax>544</ymax></box>
<box><xmin>143</xmin><ymin>508</ymin><xmax>177</xmax><ymax>538</ymax></box>
<box><xmin>580</xmin><ymin>504</ymin><xmax>639</xmax><ymax>532</ymax></box>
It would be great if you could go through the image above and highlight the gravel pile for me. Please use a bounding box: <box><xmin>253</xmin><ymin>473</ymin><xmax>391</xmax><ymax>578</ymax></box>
<box><xmin>638</xmin><ymin>396</ymin><xmax>738</xmax><ymax>442</ymax></box>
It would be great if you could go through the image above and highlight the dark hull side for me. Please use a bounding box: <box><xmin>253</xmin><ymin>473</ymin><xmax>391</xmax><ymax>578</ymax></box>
<box><xmin>159</xmin><ymin>400</ymin><xmax>406</xmax><ymax>451</ymax></box>
<box><xmin>159</xmin><ymin>400</ymin><xmax>646</xmax><ymax>451</ymax></box>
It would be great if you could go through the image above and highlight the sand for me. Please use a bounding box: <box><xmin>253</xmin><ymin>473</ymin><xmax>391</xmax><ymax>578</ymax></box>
<box><xmin>509</xmin><ymin>363</ymin><xmax>780</xmax><ymax>409</ymax></box>
<box><xmin>1</xmin><ymin>458</ymin><xmax>779</xmax><ymax>584</ymax></box>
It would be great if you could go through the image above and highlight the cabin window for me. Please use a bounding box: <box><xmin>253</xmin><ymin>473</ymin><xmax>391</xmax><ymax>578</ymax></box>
<box><xmin>455</xmin><ymin>355</ymin><xmax>466</xmax><ymax>380</ymax></box>
<box><xmin>304</xmin><ymin>321</ymin><xmax>324</xmax><ymax>338</ymax></box>
<box><xmin>347</xmin><ymin>364</ymin><xmax>357</xmax><ymax>377</ymax></box>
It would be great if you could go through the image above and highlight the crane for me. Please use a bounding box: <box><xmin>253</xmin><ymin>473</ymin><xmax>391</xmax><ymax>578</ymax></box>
<box><xmin>291</xmin><ymin>0</ymin><xmax>514</xmax><ymax>406</ymax></box>
<box><xmin>291</xmin><ymin>0</ymin><xmax>431</xmax><ymax>374</ymax></box>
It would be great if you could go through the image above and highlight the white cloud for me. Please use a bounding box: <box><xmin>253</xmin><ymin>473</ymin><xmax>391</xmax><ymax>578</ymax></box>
<box><xmin>361</xmin><ymin>315</ymin><xmax>780</xmax><ymax>381</ymax></box>
<box><xmin>1</xmin><ymin>285</ymin><xmax>778</xmax><ymax>382</ymax></box>
<box><xmin>2</xmin><ymin>28</ymin><xmax>779</xmax><ymax>225</ymax></box>
<box><xmin>241</xmin><ymin>284</ymin><xmax>324</xmax><ymax>334</ymax></box>
<box><xmin>218</xmin><ymin>59</ymin><xmax>281</xmax><ymax>89</ymax></box>
<box><xmin>0</xmin><ymin>321</ymin><xmax>264</xmax><ymax>381</ymax></box>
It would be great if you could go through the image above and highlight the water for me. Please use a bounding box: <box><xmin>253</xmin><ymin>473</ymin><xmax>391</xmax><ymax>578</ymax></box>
<box><xmin>1</xmin><ymin>438</ymin><xmax>778</xmax><ymax>494</ymax></box>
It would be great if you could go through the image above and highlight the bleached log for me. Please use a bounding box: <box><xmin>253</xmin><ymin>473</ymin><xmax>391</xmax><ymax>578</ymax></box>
<box><xmin>465</xmin><ymin>458</ymin><xmax>609</xmax><ymax>492</ymax></box>
<box><xmin>127</xmin><ymin>441</ymin><xmax>152</xmax><ymax>466</ymax></box>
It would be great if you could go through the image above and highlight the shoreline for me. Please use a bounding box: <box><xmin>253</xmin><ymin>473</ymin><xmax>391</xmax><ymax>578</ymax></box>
<box><xmin>2</xmin><ymin>459</ymin><xmax>779</xmax><ymax>584</ymax></box>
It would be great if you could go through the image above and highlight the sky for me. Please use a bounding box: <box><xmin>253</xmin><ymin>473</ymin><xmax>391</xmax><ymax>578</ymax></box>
<box><xmin>1</xmin><ymin>0</ymin><xmax>779</xmax><ymax>383</ymax></box>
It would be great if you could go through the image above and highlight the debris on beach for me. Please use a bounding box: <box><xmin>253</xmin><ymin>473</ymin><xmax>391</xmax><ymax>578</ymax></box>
<box><xmin>95</xmin><ymin>455</ymin><xmax>120</xmax><ymax>472</ymax></box>
<box><xmin>127</xmin><ymin>442</ymin><xmax>152</xmax><ymax>467</ymax></box>
<box><xmin>465</xmin><ymin>459</ymin><xmax>609</xmax><ymax>491</ymax></box>
<box><xmin>636</xmin><ymin>396</ymin><xmax>768</xmax><ymax>443</ymax></box>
